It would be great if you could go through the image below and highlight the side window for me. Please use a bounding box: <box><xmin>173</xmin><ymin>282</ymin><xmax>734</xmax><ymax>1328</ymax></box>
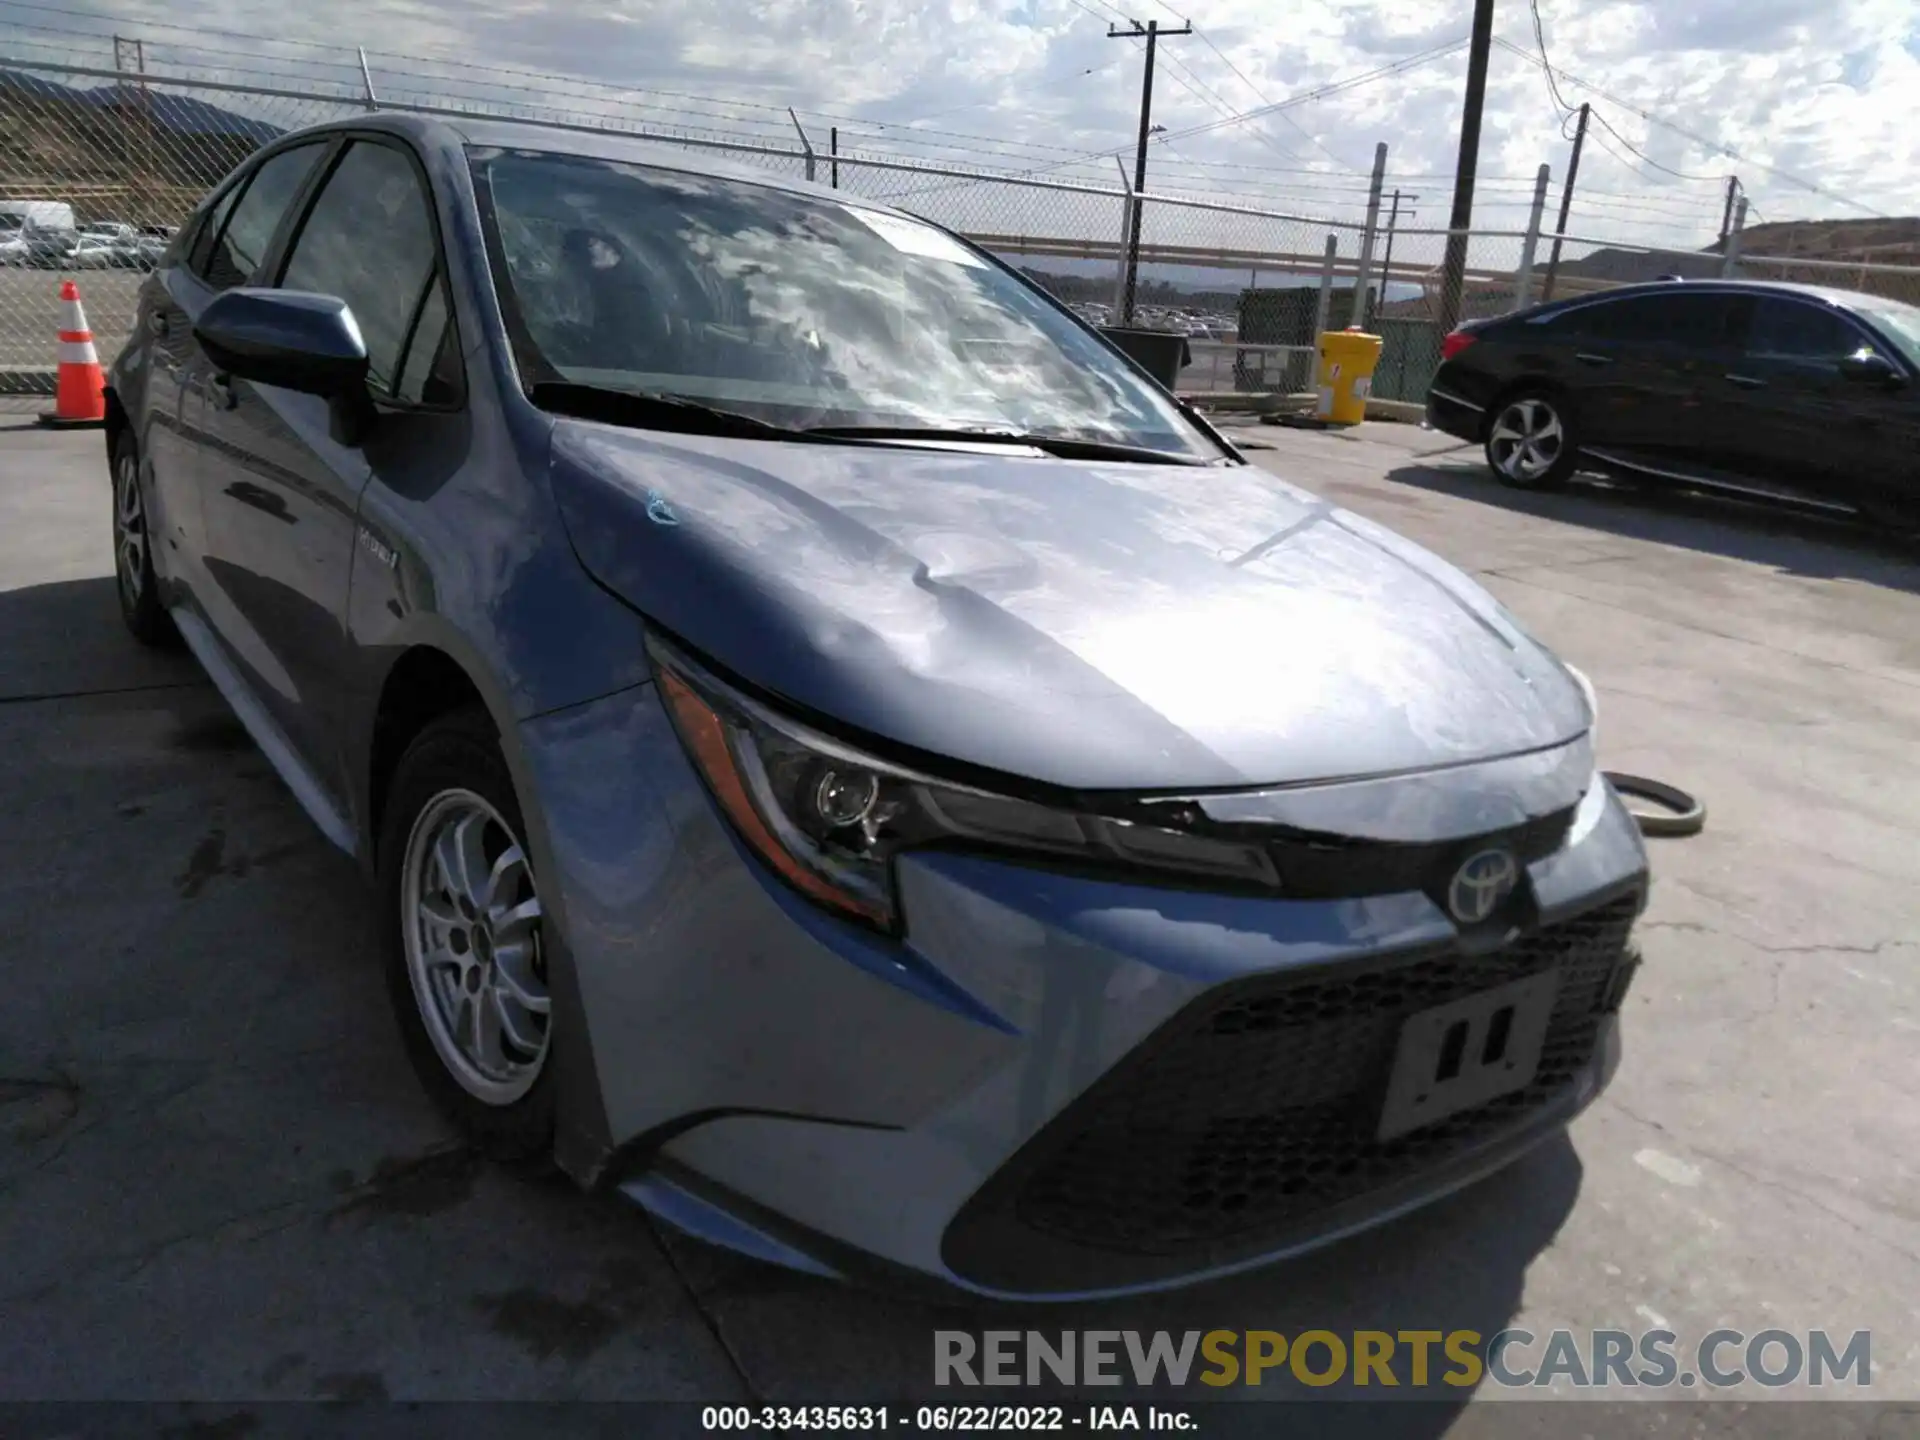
<box><xmin>1747</xmin><ymin>298</ymin><xmax>1862</xmax><ymax>365</ymax></box>
<box><xmin>1565</xmin><ymin>293</ymin><xmax>1739</xmax><ymax>350</ymax></box>
<box><xmin>1647</xmin><ymin>293</ymin><xmax>1744</xmax><ymax>350</ymax></box>
<box><xmin>199</xmin><ymin>143</ymin><xmax>328</xmax><ymax>291</ymax></box>
<box><xmin>1563</xmin><ymin>296</ymin><xmax>1668</xmax><ymax>345</ymax></box>
<box><xmin>278</xmin><ymin>141</ymin><xmax>455</xmax><ymax>401</ymax></box>
<box><xmin>186</xmin><ymin>182</ymin><xmax>244</xmax><ymax>277</ymax></box>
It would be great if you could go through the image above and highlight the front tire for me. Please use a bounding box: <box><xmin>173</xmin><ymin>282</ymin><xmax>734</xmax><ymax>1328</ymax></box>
<box><xmin>379</xmin><ymin>708</ymin><xmax>555</xmax><ymax>1163</ymax></box>
<box><xmin>1485</xmin><ymin>390</ymin><xmax>1579</xmax><ymax>491</ymax></box>
<box><xmin>111</xmin><ymin>434</ymin><xmax>178</xmax><ymax>647</ymax></box>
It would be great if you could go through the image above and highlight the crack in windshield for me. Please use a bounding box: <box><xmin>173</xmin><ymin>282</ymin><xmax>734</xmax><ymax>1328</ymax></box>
<box><xmin>475</xmin><ymin>147</ymin><xmax>1229</xmax><ymax>464</ymax></box>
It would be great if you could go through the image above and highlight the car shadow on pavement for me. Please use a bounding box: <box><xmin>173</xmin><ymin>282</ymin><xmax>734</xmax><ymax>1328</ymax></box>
<box><xmin>1384</xmin><ymin>460</ymin><xmax>1920</xmax><ymax>594</ymax></box>
<box><xmin>656</xmin><ymin>1119</ymin><xmax>1584</xmax><ymax>1427</ymax></box>
<box><xmin>0</xmin><ymin>575</ymin><xmax>201</xmax><ymax>702</ymax></box>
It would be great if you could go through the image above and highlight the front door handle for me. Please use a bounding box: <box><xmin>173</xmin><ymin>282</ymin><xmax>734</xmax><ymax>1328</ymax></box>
<box><xmin>1724</xmin><ymin>373</ymin><xmax>1766</xmax><ymax>390</ymax></box>
<box><xmin>1574</xmin><ymin>352</ymin><xmax>1613</xmax><ymax>367</ymax></box>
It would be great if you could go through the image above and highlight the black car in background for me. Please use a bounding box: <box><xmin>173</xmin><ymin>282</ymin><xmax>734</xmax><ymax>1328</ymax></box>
<box><xmin>1426</xmin><ymin>280</ymin><xmax>1920</xmax><ymax>529</ymax></box>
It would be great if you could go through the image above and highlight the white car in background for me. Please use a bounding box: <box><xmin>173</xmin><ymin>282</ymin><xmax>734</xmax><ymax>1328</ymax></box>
<box><xmin>72</xmin><ymin>223</ymin><xmax>144</xmax><ymax>268</ymax></box>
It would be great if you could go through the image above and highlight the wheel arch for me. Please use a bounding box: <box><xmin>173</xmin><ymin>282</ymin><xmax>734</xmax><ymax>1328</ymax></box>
<box><xmin>365</xmin><ymin>644</ymin><xmax>491</xmax><ymax>859</ymax></box>
<box><xmin>1477</xmin><ymin>374</ymin><xmax>1575</xmax><ymax>441</ymax></box>
<box><xmin>361</xmin><ymin>638</ymin><xmax>617</xmax><ymax>1184</ymax></box>
<box><xmin>103</xmin><ymin>385</ymin><xmax>131</xmax><ymax>456</ymax></box>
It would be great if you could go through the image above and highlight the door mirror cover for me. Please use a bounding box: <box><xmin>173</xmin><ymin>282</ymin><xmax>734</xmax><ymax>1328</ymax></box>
<box><xmin>194</xmin><ymin>288</ymin><xmax>369</xmax><ymax>397</ymax></box>
<box><xmin>1838</xmin><ymin>349</ymin><xmax>1904</xmax><ymax>386</ymax></box>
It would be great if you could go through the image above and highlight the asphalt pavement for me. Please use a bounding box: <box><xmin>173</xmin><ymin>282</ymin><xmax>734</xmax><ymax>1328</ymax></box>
<box><xmin>1</xmin><ymin>416</ymin><xmax>1915</xmax><ymax>1431</ymax></box>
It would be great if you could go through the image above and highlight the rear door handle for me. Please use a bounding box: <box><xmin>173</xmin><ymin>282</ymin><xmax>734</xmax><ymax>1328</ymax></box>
<box><xmin>1724</xmin><ymin>373</ymin><xmax>1766</xmax><ymax>390</ymax></box>
<box><xmin>1574</xmin><ymin>352</ymin><xmax>1613</xmax><ymax>367</ymax></box>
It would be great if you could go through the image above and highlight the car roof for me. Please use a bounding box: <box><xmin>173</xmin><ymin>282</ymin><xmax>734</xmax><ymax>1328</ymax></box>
<box><xmin>1533</xmin><ymin>277</ymin><xmax>1897</xmax><ymax>315</ymax></box>
<box><xmin>266</xmin><ymin>111</ymin><xmax>907</xmax><ymax>218</ymax></box>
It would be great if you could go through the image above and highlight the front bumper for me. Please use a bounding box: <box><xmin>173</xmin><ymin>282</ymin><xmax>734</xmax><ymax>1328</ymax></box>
<box><xmin>520</xmin><ymin>686</ymin><xmax>1649</xmax><ymax>1301</ymax></box>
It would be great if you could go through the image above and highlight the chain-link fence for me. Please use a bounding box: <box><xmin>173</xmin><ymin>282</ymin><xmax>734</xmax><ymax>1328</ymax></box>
<box><xmin>4</xmin><ymin>31</ymin><xmax>1913</xmax><ymax>415</ymax></box>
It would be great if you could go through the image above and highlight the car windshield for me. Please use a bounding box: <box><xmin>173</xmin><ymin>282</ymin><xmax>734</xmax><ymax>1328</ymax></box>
<box><xmin>472</xmin><ymin>147</ymin><xmax>1217</xmax><ymax>460</ymax></box>
<box><xmin>1856</xmin><ymin>298</ymin><xmax>1920</xmax><ymax>370</ymax></box>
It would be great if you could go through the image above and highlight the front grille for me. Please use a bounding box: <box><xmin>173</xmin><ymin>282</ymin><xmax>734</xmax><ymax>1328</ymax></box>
<box><xmin>944</xmin><ymin>894</ymin><xmax>1639</xmax><ymax>1285</ymax></box>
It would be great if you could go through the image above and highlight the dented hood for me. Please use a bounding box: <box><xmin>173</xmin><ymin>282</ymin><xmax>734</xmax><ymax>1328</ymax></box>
<box><xmin>548</xmin><ymin>421</ymin><xmax>1591</xmax><ymax>792</ymax></box>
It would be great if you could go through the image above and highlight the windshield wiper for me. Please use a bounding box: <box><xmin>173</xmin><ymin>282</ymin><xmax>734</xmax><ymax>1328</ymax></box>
<box><xmin>799</xmin><ymin>424</ymin><xmax>1207</xmax><ymax>466</ymax></box>
<box><xmin>528</xmin><ymin>381</ymin><xmax>804</xmax><ymax>441</ymax></box>
<box><xmin>530</xmin><ymin>385</ymin><xmax>1212</xmax><ymax>465</ymax></box>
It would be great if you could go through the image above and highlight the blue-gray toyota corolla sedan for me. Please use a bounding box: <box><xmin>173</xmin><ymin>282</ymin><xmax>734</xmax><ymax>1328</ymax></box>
<box><xmin>104</xmin><ymin>113</ymin><xmax>1648</xmax><ymax>1299</ymax></box>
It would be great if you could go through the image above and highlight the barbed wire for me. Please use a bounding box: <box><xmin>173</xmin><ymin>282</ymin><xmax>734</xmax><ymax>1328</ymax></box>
<box><xmin>0</xmin><ymin>6</ymin><xmax>1793</xmax><ymax>249</ymax></box>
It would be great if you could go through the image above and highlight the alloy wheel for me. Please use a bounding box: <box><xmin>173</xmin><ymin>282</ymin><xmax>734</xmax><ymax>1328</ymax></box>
<box><xmin>400</xmin><ymin>788</ymin><xmax>550</xmax><ymax>1105</ymax></box>
<box><xmin>113</xmin><ymin>448</ymin><xmax>147</xmax><ymax>607</ymax></box>
<box><xmin>1488</xmin><ymin>398</ymin><xmax>1565</xmax><ymax>483</ymax></box>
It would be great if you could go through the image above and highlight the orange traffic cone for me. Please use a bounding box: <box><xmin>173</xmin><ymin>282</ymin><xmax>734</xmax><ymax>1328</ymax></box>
<box><xmin>39</xmin><ymin>279</ymin><xmax>107</xmax><ymax>429</ymax></box>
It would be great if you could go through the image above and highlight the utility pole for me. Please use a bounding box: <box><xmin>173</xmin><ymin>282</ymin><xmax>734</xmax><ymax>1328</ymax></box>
<box><xmin>1720</xmin><ymin>196</ymin><xmax>1749</xmax><ymax>278</ymax></box>
<box><xmin>1436</xmin><ymin>0</ymin><xmax>1496</xmax><ymax>337</ymax></box>
<box><xmin>1369</xmin><ymin>190</ymin><xmax>1403</xmax><ymax>329</ymax></box>
<box><xmin>1541</xmin><ymin>101</ymin><xmax>1588</xmax><ymax>303</ymax></box>
<box><xmin>1718</xmin><ymin>174</ymin><xmax>1741</xmax><ymax>248</ymax></box>
<box><xmin>113</xmin><ymin>35</ymin><xmax>154</xmax><ymax>217</ymax></box>
<box><xmin>1349</xmin><ymin>141</ymin><xmax>1388</xmax><ymax>327</ymax></box>
<box><xmin>1110</xmin><ymin>17</ymin><xmax>1191</xmax><ymax>327</ymax></box>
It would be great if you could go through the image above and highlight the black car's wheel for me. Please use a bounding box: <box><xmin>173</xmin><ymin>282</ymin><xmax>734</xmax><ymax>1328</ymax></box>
<box><xmin>1485</xmin><ymin>390</ymin><xmax>1579</xmax><ymax>490</ymax></box>
<box><xmin>111</xmin><ymin>435</ymin><xmax>178</xmax><ymax>647</ymax></box>
<box><xmin>379</xmin><ymin>707</ymin><xmax>556</xmax><ymax>1164</ymax></box>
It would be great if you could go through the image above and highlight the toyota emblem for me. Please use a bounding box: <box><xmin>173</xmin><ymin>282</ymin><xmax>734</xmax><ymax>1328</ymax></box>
<box><xmin>1447</xmin><ymin>848</ymin><xmax>1519</xmax><ymax>925</ymax></box>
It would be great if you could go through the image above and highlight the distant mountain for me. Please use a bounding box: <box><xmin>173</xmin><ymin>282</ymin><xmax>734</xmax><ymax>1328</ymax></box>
<box><xmin>1553</xmin><ymin>247</ymin><xmax>1720</xmax><ymax>282</ymax></box>
<box><xmin>1553</xmin><ymin>216</ymin><xmax>1920</xmax><ymax>286</ymax></box>
<box><xmin>0</xmin><ymin>67</ymin><xmax>90</xmax><ymax>105</ymax></box>
<box><xmin>0</xmin><ymin>66</ymin><xmax>281</xmax><ymax>142</ymax></box>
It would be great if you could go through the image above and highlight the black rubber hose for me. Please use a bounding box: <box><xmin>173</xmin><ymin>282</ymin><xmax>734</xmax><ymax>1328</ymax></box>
<box><xmin>1604</xmin><ymin>772</ymin><xmax>1706</xmax><ymax>838</ymax></box>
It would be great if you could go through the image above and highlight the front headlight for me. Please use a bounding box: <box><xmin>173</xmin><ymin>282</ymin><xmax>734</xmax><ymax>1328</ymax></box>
<box><xmin>646</xmin><ymin>633</ymin><xmax>1277</xmax><ymax>932</ymax></box>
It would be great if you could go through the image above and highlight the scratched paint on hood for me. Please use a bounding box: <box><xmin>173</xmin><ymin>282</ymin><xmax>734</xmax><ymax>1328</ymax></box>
<box><xmin>547</xmin><ymin>421</ymin><xmax>1588</xmax><ymax>792</ymax></box>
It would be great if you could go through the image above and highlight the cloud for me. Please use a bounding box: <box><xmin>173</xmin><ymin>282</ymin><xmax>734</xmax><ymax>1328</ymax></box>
<box><xmin>4</xmin><ymin>0</ymin><xmax>1914</xmax><ymax>260</ymax></box>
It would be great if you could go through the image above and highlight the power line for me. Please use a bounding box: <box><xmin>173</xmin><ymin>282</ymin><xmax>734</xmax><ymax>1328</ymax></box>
<box><xmin>1584</xmin><ymin>106</ymin><xmax>1722</xmax><ymax>182</ymax></box>
<box><xmin>1080</xmin><ymin>0</ymin><xmax>1323</xmax><ymax>171</ymax></box>
<box><xmin>1154</xmin><ymin>38</ymin><xmax>1472</xmax><ymax>146</ymax></box>
<box><xmin>1143</xmin><ymin>0</ymin><xmax>1362</xmax><ymax>171</ymax></box>
<box><xmin>1491</xmin><ymin>35</ymin><xmax>1886</xmax><ymax>216</ymax></box>
<box><xmin>1526</xmin><ymin>0</ymin><xmax>1577</xmax><ymax>116</ymax></box>
<box><xmin>1582</xmin><ymin>121</ymin><xmax>1702</xmax><ymax>190</ymax></box>
<box><xmin>1515</xmin><ymin>6</ymin><xmax>1721</xmax><ymax>190</ymax></box>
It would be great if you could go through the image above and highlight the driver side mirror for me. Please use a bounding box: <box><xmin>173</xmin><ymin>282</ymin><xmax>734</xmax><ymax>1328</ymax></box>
<box><xmin>1838</xmin><ymin>349</ymin><xmax>1905</xmax><ymax>387</ymax></box>
<box><xmin>194</xmin><ymin>288</ymin><xmax>375</xmax><ymax>444</ymax></box>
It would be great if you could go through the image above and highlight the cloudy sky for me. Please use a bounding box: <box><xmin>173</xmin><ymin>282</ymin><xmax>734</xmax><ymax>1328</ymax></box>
<box><xmin>5</xmin><ymin>0</ymin><xmax>1917</xmax><ymax>260</ymax></box>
